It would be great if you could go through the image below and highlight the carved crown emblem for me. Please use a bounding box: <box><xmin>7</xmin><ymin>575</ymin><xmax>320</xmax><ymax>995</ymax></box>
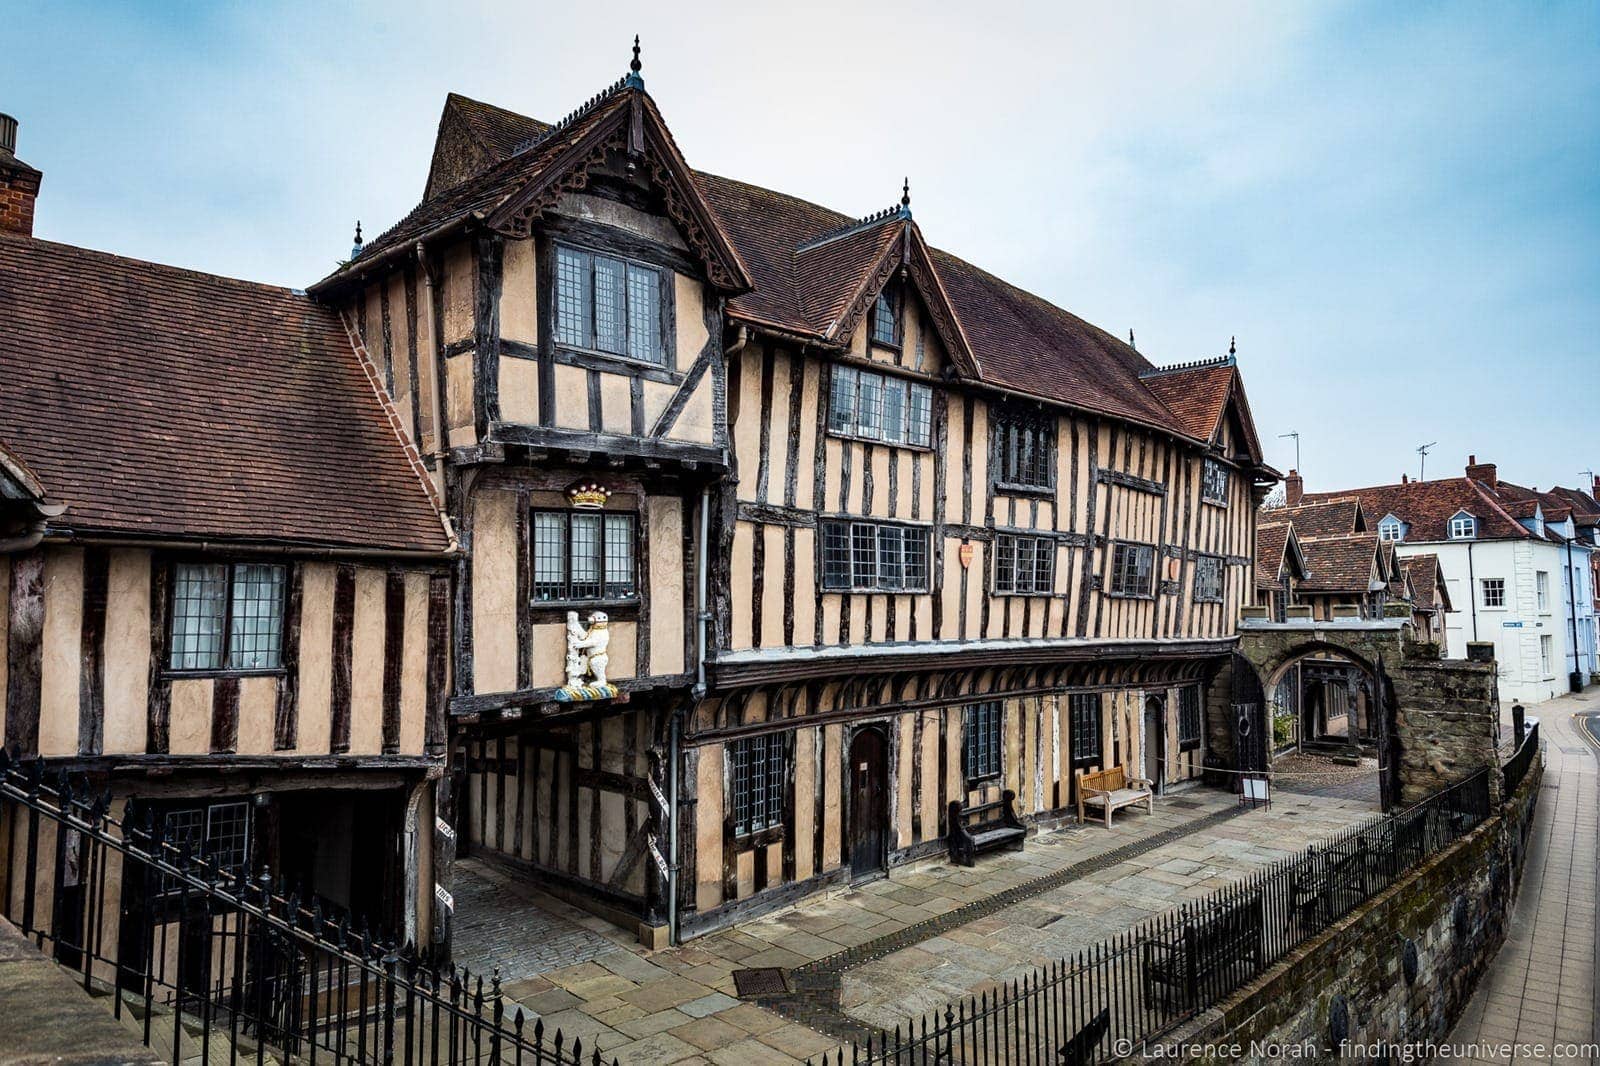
<box><xmin>567</xmin><ymin>483</ymin><xmax>612</xmax><ymax>510</ymax></box>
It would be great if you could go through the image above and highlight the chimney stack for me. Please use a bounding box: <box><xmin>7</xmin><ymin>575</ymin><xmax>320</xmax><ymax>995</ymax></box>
<box><xmin>0</xmin><ymin>113</ymin><xmax>42</xmax><ymax>237</ymax></box>
<box><xmin>1466</xmin><ymin>455</ymin><xmax>1498</xmax><ymax>489</ymax></box>
<box><xmin>1285</xmin><ymin>469</ymin><xmax>1304</xmax><ymax>507</ymax></box>
<box><xmin>1402</xmin><ymin>474</ymin><xmax>1409</xmax><ymax>484</ymax></box>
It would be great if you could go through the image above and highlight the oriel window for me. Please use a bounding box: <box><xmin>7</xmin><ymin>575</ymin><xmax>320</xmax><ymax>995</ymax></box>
<box><xmin>532</xmin><ymin>510</ymin><xmax>637</xmax><ymax>602</ymax></box>
<box><xmin>169</xmin><ymin>562</ymin><xmax>286</xmax><ymax>673</ymax></box>
<box><xmin>553</xmin><ymin>244</ymin><xmax>666</xmax><ymax>365</ymax></box>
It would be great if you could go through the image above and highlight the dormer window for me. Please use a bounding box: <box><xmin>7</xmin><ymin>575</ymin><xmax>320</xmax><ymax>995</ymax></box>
<box><xmin>1449</xmin><ymin>512</ymin><xmax>1477</xmax><ymax>540</ymax></box>
<box><xmin>553</xmin><ymin>244</ymin><xmax>667</xmax><ymax>366</ymax></box>
<box><xmin>871</xmin><ymin>290</ymin><xmax>899</xmax><ymax>346</ymax></box>
<box><xmin>1378</xmin><ymin>516</ymin><xmax>1404</xmax><ymax>542</ymax></box>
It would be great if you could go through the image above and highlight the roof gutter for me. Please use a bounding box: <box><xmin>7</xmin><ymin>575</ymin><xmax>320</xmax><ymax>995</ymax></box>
<box><xmin>41</xmin><ymin>529</ymin><xmax>455</xmax><ymax>562</ymax></box>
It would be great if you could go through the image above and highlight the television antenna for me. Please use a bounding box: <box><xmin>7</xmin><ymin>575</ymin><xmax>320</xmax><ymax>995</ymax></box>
<box><xmin>1278</xmin><ymin>431</ymin><xmax>1300</xmax><ymax>472</ymax></box>
<box><xmin>1417</xmin><ymin>442</ymin><xmax>1437</xmax><ymax>482</ymax></box>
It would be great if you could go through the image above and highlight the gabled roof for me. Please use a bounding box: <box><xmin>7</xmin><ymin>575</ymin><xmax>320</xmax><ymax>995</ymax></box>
<box><xmin>1256</xmin><ymin>521</ymin><xmax>1309</xmax><ymax>590</ymax></box>
<box><xmin>1138</xmin><ymin>356</ymin><xmax>1265</xmax><ymax>463</ymax></box>
<box><xmin>0</xmin><ymin>235</ymin><xmax>452</xmax><ymax>553</ymax></box>
<box><xmin>1297</xmin><ymin>533</ymin><xmax>1384</xmax><ymax>594</ymax></box>
<box><xmin>1303</xmin><ymin>479</ymin><xmax>1532</xmax><ymax>542</ymax></box>
<box><xmin>1267</xmin><ymin>497</ymin><xmax>1366</xmax><ymax>537</ymax></box>
<box><xmin>1401</xmin><ymin>554</ymin><xmax>1451</xmax><ymax>612</ymax></box>
<box><xmin>329</xmin><ymin>87</ymin><xmax>1275</xmax><ymax>458</ymax></box>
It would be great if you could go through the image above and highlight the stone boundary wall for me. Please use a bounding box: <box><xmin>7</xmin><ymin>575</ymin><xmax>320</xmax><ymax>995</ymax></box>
<box><xmin>1120</xmin><ymin>755</ymin><xmax>1543</xmax><ymax>1064</ymax></box>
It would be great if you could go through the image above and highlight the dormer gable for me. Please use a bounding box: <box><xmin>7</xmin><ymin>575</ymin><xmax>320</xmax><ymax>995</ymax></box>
<box><xmin>1447</xmin><ymin>509</ymin><xmax>1478</xmax><ymax>539</ymax></box>
<box><xmin>1377</xmin><ymin>513</ymin><xmax>1406</xmax><ymax>542</ymax></box>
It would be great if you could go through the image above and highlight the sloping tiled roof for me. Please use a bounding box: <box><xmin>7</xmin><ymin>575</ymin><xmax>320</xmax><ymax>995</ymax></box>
<box><xmin>1303</xmin><ymin>479</ymin><xmax>1531</xmax><ymax>542</ymax></box>
<box><xmin>328</xmin><ymin>90</ymin><xmax>1268</xmax><ymax>452</ymax></box>
<box><xmin>1401</xmin><ymin>554</ymin><xmax>1450</xmax><ymax>612</ymax></box>
<box><xmin>1256</xmin><ymin>522</ymin><xmax>1289</xmax><ymax>589</ymax></box>
<box><xmin>1491</xmin><ymin>479</ymin><xmax>1600</xmax><ymax>527</ymax></box>
<box><xmin>1269</xmin><ymin>497</ymin><xmax>1366</xmax><ymax>537</ymax></box>
<box><xmin>1139</xmin><ymin>360</ymin><xmax>1233</xmax><ymax>443</ymax></box>
<box><xmin>1297</xmin><ymin>533</ymin><xmax>1382</xmax><ymax>594</ymax></box>
<box><xmin>0</xmin><ymin>235</ymin><xmax>452</xmax><ymax>553</ymax></box>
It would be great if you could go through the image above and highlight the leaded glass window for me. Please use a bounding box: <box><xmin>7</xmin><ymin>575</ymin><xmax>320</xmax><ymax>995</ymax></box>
<box><xmin>994</xmin><ymin>409</ymin><xmax>1054</xmax><ymax>490</ymax></box>
<box><xmin>551</xmin><ymin>243</ymin><xmax>666</xmax><ymax>364</ymax></box>
<box><xmin>530</xmin><ymin>510</ymin><xmax>637</xmax><ymax>602</ymax></box>
<box><xmin>169</xmin><ymin>562</ymin><xmax>285</xmax><ymax>673</ymax></box>
<box><xmin>871</xmin><ymin>291</ymin><xmax>897</xmax><ymax>345</ymax></box>
<box><xmin>826</xmin><ymin>367</ymin><xmax>933</xmax><ymax>447</ymax></box>
<box><xmin>1108</xmin><ymin>542</ymin><xmax>1155</xmax><ymax>596</ymax></box>
<box><xmin>1178</xmin><ymin>686</ymin><xmax>1203</xmax><ymax>749</ymax></box>
<box><xmin>1069</xmin><ymin>692</ymin><xmax>1103</xmax><ymax>763</ymax></box>
<box><xmin>996</xmin><ymin>534</ymin><xmax>1055</xmax><ymax>594</ymax></box>
<box><xmin>1192</xmin><ymin>555</ymin><xmax>1224</xmax><ymax>602</ymax></box>
<box><xmin>730</xmin><ymin>733</ymin><xmax>786</xmax><ymax>837</ymax></box>
<box><xmin>963</xmin><ymin>702</ymin><xmax>1002</xmax><ymax>781</ymax></box>
<box><xmin>819</xmin><ymin>521</ymin><xmax>933</xmax><ymax>592</ymax></box>
<box><xmin>1202</xmin><ymin>459</ymin><xmax>1230</xmax><ymax>504</ymax></box>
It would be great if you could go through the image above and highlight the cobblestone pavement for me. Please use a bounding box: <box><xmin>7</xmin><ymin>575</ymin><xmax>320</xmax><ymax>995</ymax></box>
<box><xmin>453</xmin><ymin>785</ymin><xmax>1376</xmax><ymax>1064</ymax></box>
<box><xmin>1448</xmin><ymin>687</ymin><xmax>1599</xmax><ymax>1063</ymax></box>
<box><xmin>1271</xmin><ymin>751</ymin><xmax>1382</xmax><ymax>802</ymax></box>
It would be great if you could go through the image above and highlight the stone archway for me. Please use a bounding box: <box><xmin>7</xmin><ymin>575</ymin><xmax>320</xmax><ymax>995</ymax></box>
<box><xmin>1234</xmin><ymin>618</ymin><xmax>1502</xmax><ymax>807</ymax></box>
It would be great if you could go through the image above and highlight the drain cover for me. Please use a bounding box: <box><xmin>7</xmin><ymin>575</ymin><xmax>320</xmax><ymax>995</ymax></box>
<box><xmin>733</xmin><ymin>967</ymin><xmax>790</xmax><ymax>998</ymax></box>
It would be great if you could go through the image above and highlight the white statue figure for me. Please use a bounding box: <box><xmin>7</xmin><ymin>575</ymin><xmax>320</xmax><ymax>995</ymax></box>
<box><xmin>576</xmin><ymin>611</ymin><xmax>611</xmax><ymax>686</ymax></box>
<box><xmin>564</xmin><ymin>611</ymin><xmax>590</xmax><ymax>688</ymax></box>
<box><xmin>563</xmin><ymin>610</ymin><xmax>612</xmax><ymax>689</ymax></box>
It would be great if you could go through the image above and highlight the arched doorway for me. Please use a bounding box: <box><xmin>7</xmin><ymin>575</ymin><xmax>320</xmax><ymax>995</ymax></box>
<box><xmin>848</xmin><ymin>726</ymin><xmax>889</xmax><ymax>882</ymax></box>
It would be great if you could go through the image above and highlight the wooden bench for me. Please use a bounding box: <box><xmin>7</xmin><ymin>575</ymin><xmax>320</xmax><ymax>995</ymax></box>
<box><xmin>1142</xmin><ymin>894</ymin><xmax>1264</xmax><ymax>1007</ymax></box>
<box><xmin>946</xmin><ymin>790</ymin><xmax>1026</xmax><ymax>867</ymax></box>
<box><xmin>1075</xmin><ymin>766</ymin><xmax>1154</xmax><ymax>828</ymax></box>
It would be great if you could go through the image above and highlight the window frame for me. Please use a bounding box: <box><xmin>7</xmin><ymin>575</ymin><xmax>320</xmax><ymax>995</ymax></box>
<box><xmin>529</xmin><ymin>507</ymin><xmax>640</xmax><ymax>606</ymax></box>
<box><xmin>1378</xmin><ymin>518</ymin><xmax>1404</xmax><ymax>542</ymax></box>
<box><xmin>145</xmin><ymin>799</ymin><xmax>253</xmax><ymax>901</ymax></box>
<box><xmin>1481</xmin><ymin>577</ymin><xmax>1506</xmax><ymax>609</ymax></box>
<box><xmin>1068</xmin><ymin>692</ymin><xmax>1104</xmax><ymax>766</ymax></box>
<box><xmin>1540</xmin><ymin>635</ymin><xmax>1554</xmax><ymax>677</ymax></box>
<box><xmin>1201</xmin><ymin>458</ymin><xmax>1231</xmax><ymax>505</ymax></box>
<box><xmin>994</xmin><ymin>532</ymin><xmax>1057</xmax><ymax>596</ymax></box>
<box><xmin>551</xmin><ymin>240</ymin><xmax>673</xmax><ymax>369</ymax></box>
<box><xmin>1106</xmin><ymin>541</ymin><xmax>1157</xmax><ymax>598</ymax></box>
<box><xmin>870</xmin><ymin>288</ymin><xmax>900</xmax><ymax>348</ymax></box>
<box><xmin>165</xmin><ymin>560</ymin><xmax>288</xmax><ymax>678</ymax></box>
<box><xmin>962</xmin><ymin>702</ymin><xmax>1003</xmax><ymax>785</ymax></box>
<box><xmin>1449</xmin><ymin>513</ymin><xmax>1477</xmax><ymax>540</ymax></box>
<box><xmin>1191</xmin><ymin>554</ymin><xmax>1225</xmax><ymax>603</ymax></box>
<box><xmin>818</xmin><ymin>519</ymin><xmax>932</xmax><ymax>593</ymax></box>
<box><xmin>826</xmin><ymin>365</ymin><xmax>933</xmax><ymax>449</ymax></box>
<box><xmin>728</xmin><ymin>732</ymin><xmax>788</xmax><ymax>841</ymax></box>
<box><xmin>1178</xmin><ymin>686</ymin><xmax>1203</xmax><ymax>751</ymax></box>
<box><xmin>991</xmin><ymin>407</ymin><xmax>1057</xmax><ymax>494</ymax></box>
<box><xmin>1536</xmin><ymin>571</ymin><xmax>1550</xmax><ymax>612</ymax></box>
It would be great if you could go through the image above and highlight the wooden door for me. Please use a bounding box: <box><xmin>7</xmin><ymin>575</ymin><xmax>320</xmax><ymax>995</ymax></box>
<box><xmin>848</xmin><ymin>728</ymin><xmax>888</xmax><ymax>882</ymax></box>
<box><xmin>1143</xmin><ymin>697</ymin><xmax>1165</xmax><ymax>793</ymax></box>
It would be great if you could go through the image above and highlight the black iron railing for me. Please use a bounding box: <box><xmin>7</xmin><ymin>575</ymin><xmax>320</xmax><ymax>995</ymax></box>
<box><xmin>1503</xmin><ymin>720</ymin><xmax>1540</xmax><ymax>798</ymax></box>
<box><xmin>0</xmin><ymin>751</ymin><xmax>616</xmax><ymax>1066</ymax></box>
<box><xmin>810</xmin><ymin>768</ymin><xmax>1494</xmax><ymax>1065</ymax></box>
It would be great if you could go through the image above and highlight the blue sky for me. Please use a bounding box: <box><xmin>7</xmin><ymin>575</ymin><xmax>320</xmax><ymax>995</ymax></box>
<box><xmin>6</xmin><ymin>1</ymin><xmax>1596</xmax><ymax>493</ymax></box>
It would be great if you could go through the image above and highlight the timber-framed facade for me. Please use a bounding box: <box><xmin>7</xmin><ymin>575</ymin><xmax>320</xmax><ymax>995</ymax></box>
<box><xmin>2</xmin><ymin>47</ymin><xmax>1278</xmax><ymax>954</ymax></box>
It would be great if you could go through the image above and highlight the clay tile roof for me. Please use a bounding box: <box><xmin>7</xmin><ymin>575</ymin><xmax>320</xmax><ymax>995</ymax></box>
<box><xmin>1139</xmin><ymin>361</ymin><xmax>1234</xmax><ymax>443</ymax></box>
<box><xmin>0</xmin><ymin>235</ymin><xmax>451</xmax><ymax>553</ymax></box>
<box><xmin>341</xmin><ymin>92</ymin><xmax>1270</xmax><ymax>450</ymax></box>
<box><xmin>1256</xmin><ymin>522</ymin><xmax>1289</xmax><ymax>589</ymax></box>
<box><xmin>1270</xmin><ymin>497</ymin><xmax>1365</xmax><ymax>537</ymax></box>
<box><xmin>1503</xmin><ymin>498</ymin><xmax>1540</xmax><ymax>519</ymax></box>
<box><xmin>1303</xmin><ymin>478</ymin><xmax>1531</xmax><ymax>542</ymax></box>
<box><xmin>1401</xmin><ymin>554</ymin><xmax>1450</xmax><ymax>611</ymax></box>
<box><xmin>1296</xmin><ymin>533</ymin><xmax>1382</xmax><ymax>594</ymax></box>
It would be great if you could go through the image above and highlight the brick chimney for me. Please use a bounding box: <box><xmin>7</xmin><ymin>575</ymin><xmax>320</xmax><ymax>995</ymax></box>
<box><xmin>1284</xmin><ymin>469</ymin><xmax>1303</xmax><ymax>507</ymax></box>
<box><xmin>1465</xmin><ymin>454</ymin><xmax>1497</xmax><ymax>489</ymax></box>
<box><xmin>0</xmin><ymin>114</ymin><xmax>42</xmax><ymax>237</ymax></box>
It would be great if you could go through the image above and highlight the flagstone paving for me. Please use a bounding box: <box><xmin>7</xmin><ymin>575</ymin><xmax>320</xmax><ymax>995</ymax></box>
<box><xmin>1447</xmin><ymin>687</ymin><xmax>1598</xmax><ymax>1063</ymax></box>
<box><xmin>453</xmin><ymin>782</ymin><xmax>1378</xmax><ymax>1063</ymax></box>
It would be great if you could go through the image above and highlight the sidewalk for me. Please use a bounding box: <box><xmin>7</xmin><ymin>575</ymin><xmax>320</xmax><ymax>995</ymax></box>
<box><xmin>1447</xmin><ymin>686</ymin><xmax>1599</xmax><ymax>1062</ymax></box>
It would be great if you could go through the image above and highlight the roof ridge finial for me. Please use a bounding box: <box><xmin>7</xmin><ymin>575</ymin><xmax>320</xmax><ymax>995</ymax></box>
<box><xmin>898</xmin><ymin>177</ymin><xmax>912</xmax><ymax>218</ymax></box>
<box><xmin>1229</xmin><ymin>335</ymin><xmax>1236</xmax><ymax>356</ymax></box>
<box><xmin>1128</xmin><ymin>328</ymin><xmax>1136</xmax><ymax>350</ymax></box>
<box><xmin>351</xmin><ymin>221</ymin><xmax>364</xmax><ymax>260</ymax></box>
<box><xmin>626</xmin><ymin>35</ymin><xmax>644</xmax><ymax>88</ymax></box>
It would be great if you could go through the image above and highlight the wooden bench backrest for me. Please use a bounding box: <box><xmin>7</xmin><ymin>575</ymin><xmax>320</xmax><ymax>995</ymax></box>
<box><xmin>1079</xmin><ymin>766</ymin><xmax>1126</xmax><ymax>793</ymax></box>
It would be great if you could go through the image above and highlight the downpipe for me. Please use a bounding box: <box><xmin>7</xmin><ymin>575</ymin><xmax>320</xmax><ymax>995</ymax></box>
<box><xmin>670</xmin><ymin>484</ymin><xmax>714</xmax><ymax>945</ymax></box>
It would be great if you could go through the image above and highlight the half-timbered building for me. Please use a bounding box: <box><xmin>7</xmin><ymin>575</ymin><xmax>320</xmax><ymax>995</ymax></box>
<box><xmin>304</xmin><ymin>50</ymin><xmax>1278</xmax><ymax>945</ymax></box>
<box><xmin>0</xmin><ymin>223</ymin><xmax>456</xmax><ymax>960</ymax></box>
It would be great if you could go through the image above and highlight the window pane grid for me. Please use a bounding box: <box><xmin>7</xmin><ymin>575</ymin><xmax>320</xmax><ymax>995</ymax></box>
<box><xmin>822</xmin><ymin>521</ymin><xmax>931</xmax><ymax>592</ymax></box>
<box><xmin>228</xmin><ymin>563</ymin><xmax>284</xmax><ymax>670</ymax></box>
<box><xmin>626</xmin><ymin>265</ymin><xmax>660</xmax><ymax>363</ymax></box>
<box><xmin>1193</xmin><ymin>555</ymin><xmax>1224</xmax><ymax>602</ymax></box>
<box><xmin>593</xmin><ymin>256</ymin><xmax>626</xmax><ymax>355</ymax></box>
<box><xmin>171</xmin><ymin>563</ymin><xmax>227</xmax><ymax>671</ymax></box>
<box><xmin>531</xmin><ymin>510</ymin><xmax>637</xmax><ymax>602</ymax></box>
<box><xmin>1202</xmin><ymin>459</ymin><xmax>1231</xmax><ymax>503</ymax></box>
<box><xmin>1069</xmin><ymin>693</ymin><xmax>1103</xmax><ymax>762</ymax></box>
<box><xmin>872</xmin><ymin>292</ymin><xmax>896</xmax><ymax>345</ymax></box>
<box><xmin>1110</xmin><ymin>542</ymin><xmax>1154</xmax><ymax>596</ymax></box>
<box><xmin>1178</xmin><ymin>687</ymin><xmax>1203</xmax><ymax>746</ymax></box>
<box><xmin>555</xmin><ymin>247</ymin><xmax>588</xmax><ymax>347</ymax></box>
<box><xmin>964</xmin><ymin>702</ymin><xmax>1001</xmax><ymax>780</ymax></box>
<box><xmin>995</xmin><ymin>412</ymin><xmax>1054</xmax><ymax>489</ymax></box>
<box><xmin>731</xmin><ymin>734</ymin><xmax>786</xmax><ymax>837</ymax></box>
<box><xmin>826</xmin><ymin>368</ymin><xmax>931</xmax><ymax>447</ymax></box>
